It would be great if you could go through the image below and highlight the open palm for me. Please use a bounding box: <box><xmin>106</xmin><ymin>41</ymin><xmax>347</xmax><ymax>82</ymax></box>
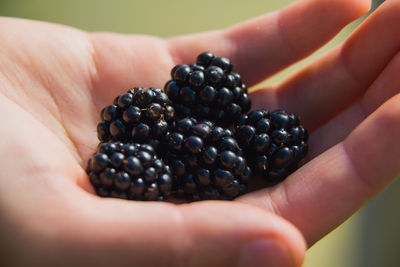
<box><xmin>1</xmin><ymin>0</ymin><xmax>399</xmax><ymax>266</ymax></box>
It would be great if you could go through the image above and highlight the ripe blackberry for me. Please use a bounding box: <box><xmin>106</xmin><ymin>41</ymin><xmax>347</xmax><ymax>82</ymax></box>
<box><xmin>87</xmin><ymin>142</ymin><xmax>173</xmax><ymax>201</ymax></box>
<box><xmin>236</xmin><ymin>109</ymin><xmax>308</xmax><ymax>184</ymax></box>
<box><xmin>164</xmin><ymin>118</ymin><xmax>251</xmax><ymax>200</ymax></box>
<box><xmin>97</xmin><ymin>87</ymin><xmax>175</xmax><ymax>147</ymax></box>
<box><xmin>164</xmin><ymin>52</ymin><xmax>251</xmax><ymax>126</ymax></box>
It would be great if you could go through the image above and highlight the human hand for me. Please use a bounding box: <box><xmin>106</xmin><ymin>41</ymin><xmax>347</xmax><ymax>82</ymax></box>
<box><xmin>0</xmin><ymin>0</ymin><xmax>388</xmax><ymax>266</ymax></box>
<box><xmin>238</xmin><ymin>0</ymin><xmax>400</xmax><ymax>247</ymax></box>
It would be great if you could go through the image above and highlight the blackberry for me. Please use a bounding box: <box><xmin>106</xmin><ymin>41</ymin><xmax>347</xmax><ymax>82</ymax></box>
<box><xmin>89</xmin><ymin>51</ymin><xmax>310</xmax><ymax>201</ymax></box>
<box><xmin>87</xmin><ymin>142</ymin><xmax>173</xmax><ymax>201</ymax></box>
<box><xmin>164</xmin><ymin>52</ymin><xmax>251</xmax><ymax>126</ymax></box>
<box><xmin>236</xmin><ymin>109</ymin><xmax>308</xmax><ymax>184</ymax></box>
<box><xmin>97</xmin><ymin>87</ymin><xmax>175</xmax><ymax>147</ymax></box>
<box><xmin>164</xmin><ymin>118</ymin><xmax>251</xmax><ymax>201</ymax></box>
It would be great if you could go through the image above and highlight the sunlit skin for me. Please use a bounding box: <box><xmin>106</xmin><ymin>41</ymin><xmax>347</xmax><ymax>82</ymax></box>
<box><xmin>1</xmin><ymin>0</ymin><xmax>400</xmax><ymax>266</ymax></box>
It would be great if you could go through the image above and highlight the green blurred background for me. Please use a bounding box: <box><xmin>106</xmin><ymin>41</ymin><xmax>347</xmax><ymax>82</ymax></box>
<box><xmin>1</xmin><ymin>0</ymin><xmax>398</xmax><ymax>266</ymax></box>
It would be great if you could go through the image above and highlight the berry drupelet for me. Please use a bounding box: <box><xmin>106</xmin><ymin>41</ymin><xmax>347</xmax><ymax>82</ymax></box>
<box><xmin>236</xmin><ymin>109</ymin><xmax>308</xmax><ymax>184</ymax></box>
<box><xmin>87</xmin><ymin>142</ymin><xmax>173</xmax><ymax>201</ymax></box>
<box><xmin>164</xmin><ymin>118</ymin><xmax>251</xmax><ymax>201</ymax></box>
<box><xmin>164</xmin><ymin>52</ymin><xmax>251</xmax><ymax>127</ymax></box>
<box><xmin>97</xmin><ymin>87</ymin><xmax>175</xmax><ymax>148</ymax></box>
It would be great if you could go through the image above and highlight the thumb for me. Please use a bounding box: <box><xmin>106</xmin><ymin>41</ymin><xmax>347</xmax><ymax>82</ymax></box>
<box><xmin>176</xmin><ymin>201</ymin><xmax>306</xmax><ymax>267</ymax></box>
<box><xmin>82</xmin><ymin>199</ymin><xmax>306</xmax><ymax>267</ymax></box>
<box><xmin>25</xmin><ymin>189</ymin><xmax>306</xmax><ymax>267</ymax></box>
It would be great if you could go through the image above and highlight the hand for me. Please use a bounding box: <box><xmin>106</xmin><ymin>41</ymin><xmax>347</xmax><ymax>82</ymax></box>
<box><xmin>237</xmin><ymin>0</ymin><xmax>400</xmax><ymax>246</ymax></box>
<box><xmin>1</xmin><ymin>0</ymin><xmax>392</xmax><ymax>266</ymax></box>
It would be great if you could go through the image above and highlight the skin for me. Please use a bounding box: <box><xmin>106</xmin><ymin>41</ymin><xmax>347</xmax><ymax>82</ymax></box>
<box><xmin>1</xmin><ymin>0</ymin><xmax>400</xmax><ymax>266</ymax></box>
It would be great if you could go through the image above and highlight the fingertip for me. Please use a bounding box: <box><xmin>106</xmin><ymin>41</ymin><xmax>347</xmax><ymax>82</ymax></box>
<box><xmin>180</xmin><ymin>201</ymin><xmax>306</xmax><ymax>267</ymax></box>
<box><xmin>340</xmin><ymin>0</ymin><xmax>371</xmax><ymax>17</ymax></box>
<box><xmin>357</xmin><ymin>0</ymin><xmax>372</xmax><ymax>14</ymax></box>
<box><xmin>238</xmin><ymin>239</ymin><xmax>298</xmax><ymax>267</ymax></box>
<box><xmin>279</xmin><ymin>0</ymin><xmax>370</xmax><ymax>39</ymax></box>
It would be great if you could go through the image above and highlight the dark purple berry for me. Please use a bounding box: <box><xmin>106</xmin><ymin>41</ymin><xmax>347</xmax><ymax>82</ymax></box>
<box><xmin>185</xmin><ymin>136</ymin><xmax>204</xmax><ymax>154</ymax></box>
<box><xmin>216</xmin><ymin>87</ymin><xmax>234</xmax><ymax>106</ymax></box>
<box><xmin>196</xmin><ymin>168</ymin><xmax>211</xmax><ymax>186</ymax></box>
<box><xmin>210</xmin><ymin>57</ymin><xmax>232</xmax><ymax>73</ymax></box>
<box><xmin>99</xmin><ymin>168</ymin><xmax>115</xmax><ymax>187</ymax></box>
<box><xmin>87</xmin><ymin>143</ymin><xmax>173</xmax><ymax>201</ymax></box>
<box><xmin>188</xmin><ymin>71</ymin><xmax>205</xmax><ymax>88</ymax></box>
<box><xmin>272</xmin><ymin>129</ymin><xmax>289</xmax><ymax>145</ymax></box>
<box><xmin>236</xmin><ymin>125</ymin><xmax>255</xmax><ymax>146</ymax></box>
<box><xmin>273</xmin><ymin>147</ymin><xmax>294</xmax><ymax>168</ymax></box>
<box><xmin>176</xmin><ymin>118</ymin><xmax>193</xmax><ymax>135</ymax></box>
<box><xmin>143</xmin><ymin>103</ymin><xmax>162</xmax><ymax>122</ymax></box>
<box><xmin>97</xmin><ymin>87</ymin><xmax>175</xmax><ymax>144</ymax></box>
<box><xmin>205</xmin><ymin>66</ymin><xmax>224</xmax><ymax>86</ymax></box>
<box><xmin>220</xmin><ymin>151</ymin><xmax>237</xmax><ymax>169</ymax></box>
<box><xmin>192</xmin><ymin>123</ymin><xmax>211</xmax><ymax>139</ymax></box>
<box><xmin>165</xmin><ymin>52</ymin><xmax>251</xmax><ymax>127</ymax></box>
<box><xmin>214</xmin><ymin>168</ymin><xmax>234</xmax><ymax>187</ymax></box>
<box><xmin>97</xmin><ymin>121</ymin><xmax>110</xmax><ymax>142</ymax></box>
<box><xmin>92</xmin><ymin>153</ymin><xmax>110</xmax><ymax>172</ymax></box>
<box><xmin>199</xmin><ymin>85</ymin><xmax>216</xmax><ymax>104</ymax></box>
<box><xmin>101</xmin><ymin>105</ymin><xmax>118</xmax><ymax>122</ymax></box>
<box><xmin>172</xmin><ymin>65</ymin><xmax>191</xmax><ymax>83</ymax></box>
<box><xmin>254</xmin><ymin>133</ymin><xmax>270</xmax><ymax>153</ymax></box>
<box><xmin>202</xmin><ymin>146</ymin><xmax>218</xmax><ymax>165</ymax></box>
<box><xmin>117</xmin><ymin>93</ymin><xmax>133</xmax><ymax>108</ymax></box>
<box><xmin>131</xmin><ymin>123</ymin><xmax>151</xmax><ymax>141</ymax></box>
<box><xmin>123</xmin><ymin>106</ymin><xmax>141</xmax><ymax>124</ymax></box>
<box><xmin>237</xmin><ymin>109</ymin><xmax>308</xmax><ymax>184</ymax></box>
<box><xmin>164</xmin><ymin>80</ymin><xmax>180</xmax><ymax>99</ymax></box>
<box><xmin>110</xmin><ymin>152</ymin><xmax>125</xmax><ymax>168</ymax></box>
<box><xmin>110</xmin><ymin>120</ymin><xmax>127</xmax><ymax>139</ymax></box>
<box><xmin>114</xmin><ymin>171</ymin><xmax>131</xmax><ymax>191</ymax></box>
<box><xmin>179</xmin><ymin>86</ymin><xmax>196</xmax><ymax>104</ymax></box>
<box><xmin>196</xmin><ymin>51</ymin><xmax>215</xmax><ymax>67</ymax></box>
<box><xmin>168</xmin><ymin>132</ymin><xmax>185</xmax><ymax>150</ymax></box>
<box><xmin>270</xmin><ymin>111</ymin><xmax>290</xmax><ymax>129</ymax></box>
<box><xmin>133</xmin><ymin>88</ymin><xmax>154</xmax><ymax>108</ymax></box>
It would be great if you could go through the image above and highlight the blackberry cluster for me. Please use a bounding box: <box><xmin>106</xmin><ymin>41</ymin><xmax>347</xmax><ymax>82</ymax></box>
<box><xmin>97</xmin><ymin>87</ymin><xmax>175</xmax><ymax>148</ymax></box>
<box><xmin>236</xmin><ymin>110</ymin><xmax>308</xmax><ymax>184</ymax></box>
<box><xmin>87</xmin><ymin>51</ymin><xmax>309</xmax><ymax>202</ymax></box>
<box><xmin>164</xmin><ymin>52</ymin><xmax>251</xmax><ymax>125</ymax></box>
<box><xmin>87</xmin><ymin>142</ymin><xmax>173</xmax><ymax>201</ymax></box>
<box><xmin>164</xmin><ymin>118</ymin><xmax>251</xmax><ymax>200</ymax></box>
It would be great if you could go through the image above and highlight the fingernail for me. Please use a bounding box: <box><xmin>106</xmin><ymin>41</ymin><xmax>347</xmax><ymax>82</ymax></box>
<box><xmin>238</xmin><ymin>239</ymin><xmax>294</xmax><ymax>267</ymax></box>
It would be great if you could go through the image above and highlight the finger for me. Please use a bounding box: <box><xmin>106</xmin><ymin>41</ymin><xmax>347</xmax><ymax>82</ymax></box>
<box><xmin>361</xmin><ymin>51</ymin><xmax>400</xmax><ymax>116</ymax></box>
<box><xmin>90</xmin><ymin>33</ymin><xmax>174</xmax><ymax>101</ymax></box>
<box><xmin>14</xmin><ymin>190</ymin><xmax>306</xmax><ymax>267</ymax></box>
<box><xmin>261</xmin><ymin>0</ymin><xmax>400</xmax><ymax>131</ymax></box>
<box><xmin>307</xmin><ymin>50</ymin><xmax>400</xmax><ymax>159</ymax></box>
<box><xmin>89</xmin><ymin>0</ymin><xmax>370</xmax><ymax>114</ymax></box>
<box><xmin>167</xmin><ymin>0</ymin><xmax>370</xmax><ymax>87</ymax></box>
<box><xmin>238</xmin><ymin>92</ymin><xmax>400</xmax><ymax>245</ymax></box>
